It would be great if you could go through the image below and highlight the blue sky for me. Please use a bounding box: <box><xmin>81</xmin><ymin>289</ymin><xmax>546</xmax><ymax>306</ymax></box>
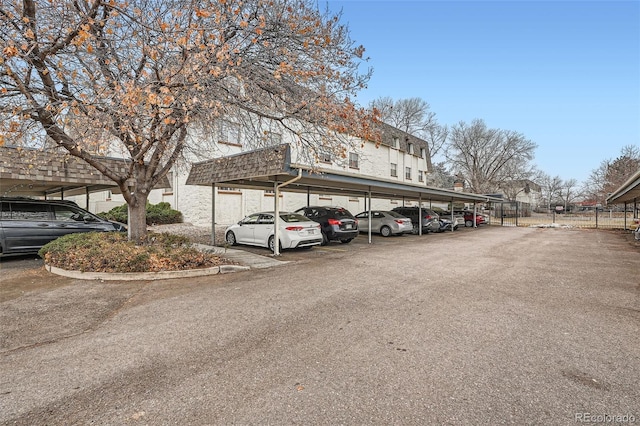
<box><xmin>325</xmin><ymin>0</ymin><xmax>640</xmax><ymax>183</ymax></box>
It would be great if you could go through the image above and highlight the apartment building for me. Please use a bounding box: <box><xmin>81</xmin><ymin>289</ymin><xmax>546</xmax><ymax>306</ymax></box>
<box><xmin>165</xmin><ymin>120</ymin><xmax>438</xmax><ymax>227</ymax></box>
<box><xmin>66</xmin><ymin>115</ymin><xmax>450</xmax><ymax>228</ymax></box>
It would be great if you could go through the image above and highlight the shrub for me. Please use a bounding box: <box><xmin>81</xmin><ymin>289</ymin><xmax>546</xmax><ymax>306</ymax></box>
<box><xmin>146</xmin><ymin>202</ymin><xmax>183</xmax><ymax>225</ymax></box>
<box><xmin>98</xmin><ymin>201</ymin><xmax>183</xmax><ymax>225</ymax></box>
<box><xmin>39</xmin><ymin>232</ymin><xmax>230</xmax><ymax>273</ymax></box>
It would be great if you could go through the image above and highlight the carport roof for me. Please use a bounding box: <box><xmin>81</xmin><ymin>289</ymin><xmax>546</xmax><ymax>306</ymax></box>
<box><xmin>186</xmin><ymin>144</ymin><xmax>500</xmax><ymax>204</ymax></box>
<box><xmin>0</xmin><ymin>146</ymin><xmax>169</xmax><ymax>198</ymax></box>
<box><xmin>606</xmin><ymin>168</ymin><xmax>640</xmax><ymax>205</ymax></box>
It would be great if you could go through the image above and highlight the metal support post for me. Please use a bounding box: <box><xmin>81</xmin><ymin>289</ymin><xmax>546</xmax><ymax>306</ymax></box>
<box><xmin>211</xmin><ymin>185</ymin><xmax>216</xmax><ymax>246</ymax></box>
<box><xmin>367</xmin><ymin>189</ymin><xmax>372</xmax><ymax>244</ymax></box>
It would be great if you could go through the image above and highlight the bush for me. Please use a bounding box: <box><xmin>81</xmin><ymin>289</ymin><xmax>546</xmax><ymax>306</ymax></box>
<box><xmin>98</xmin><ymin>204</ymin><xmax>128</xmax><ymax>223</ymax></box>
<box><xmin>146</xmin><ymin>202</ymin><xmax>183</xmax><ymax>225</ymax></box>
<box><xmin>98</xmin><ymin>201</ymin><xmax>183</xmax><ymax>225</ymax></box>
<box><xmin>39</xmin><ymin>232</ymin><xmax>230</xmax><ymax>273</ymax></box>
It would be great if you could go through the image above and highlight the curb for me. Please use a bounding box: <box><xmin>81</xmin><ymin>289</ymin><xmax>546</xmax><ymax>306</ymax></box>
<box><xmin>45</xmin><ymin>263</ymin><xmax>250</xmax><ymax>281</ymax></box>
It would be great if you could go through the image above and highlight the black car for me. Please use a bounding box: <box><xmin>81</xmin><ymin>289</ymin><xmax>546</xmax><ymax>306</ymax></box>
<box><xmin>391</xmin><ymin>206</ymin><xmax>440</xmax><ymax>234</ymax></box>
<box><xmin>0</xmin><ymin>197</ymin><xmax>126</xmax><ymax>256</ymax></box>
<box><xmin>294</xmin><ymin>206</ymin><xmax>359</xmax><ymax>245</ymax></box>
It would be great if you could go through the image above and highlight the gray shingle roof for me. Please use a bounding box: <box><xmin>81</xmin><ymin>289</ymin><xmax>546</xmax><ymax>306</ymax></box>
<box><xmin>186</xmin><ymin>144</ymin><xmax>289</xmax><ymax>185</ymax></box>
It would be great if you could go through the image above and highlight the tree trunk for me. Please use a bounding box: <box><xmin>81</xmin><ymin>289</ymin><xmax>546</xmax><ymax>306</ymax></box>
<box><xmin>127</xmin><ymin>192</ymin><xmax>149</xmax><ymax>242</ymax></box>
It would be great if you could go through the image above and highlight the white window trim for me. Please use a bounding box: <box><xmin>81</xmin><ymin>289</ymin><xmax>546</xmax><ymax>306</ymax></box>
<box><xmin>349</xmin><ymin>152</ymin><xmax>359</xmax><ymax>169</ymax></box>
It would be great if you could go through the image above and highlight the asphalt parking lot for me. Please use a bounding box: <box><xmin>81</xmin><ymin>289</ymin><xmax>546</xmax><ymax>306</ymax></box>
<box><xmin>1</xmin><ymin>226</ymin><xmax>639</xmax><ymax>425</ymax></box>
<box><xmin>220</xmin><ymin>225</ymin><xmax>475</xmax><ymax>262</ymax></box>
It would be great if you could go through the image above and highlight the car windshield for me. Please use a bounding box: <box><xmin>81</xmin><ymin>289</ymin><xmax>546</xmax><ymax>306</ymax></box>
<box><xmin>280</xmin><ymin>213</ymin><xmax>311</xmax><ymax>223</ymax></box>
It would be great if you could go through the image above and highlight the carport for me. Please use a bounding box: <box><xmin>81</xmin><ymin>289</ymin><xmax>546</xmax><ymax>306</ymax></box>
<box><xmin>187</xmin><ymin>144</ymin><xmax>500</xmax><ymax>255</ymax></box>
<box><xmin>0</xmin><ymin>146</ymin><xmax>169</xmax><ymax>207</ymax></box>
<box><xmin>606</xmin><ymin>167</ymin><xmax>640</xmax><ymax>230</ymax></box>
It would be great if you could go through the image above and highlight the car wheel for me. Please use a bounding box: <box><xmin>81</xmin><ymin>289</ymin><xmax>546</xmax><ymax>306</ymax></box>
<box><xmin>321</xmin><ymin>231</ymin><xmax>329</xmax><ymax>246</ymax></box>
<box><xmin>225</xmin><ymin>231</ymin><xmax>236</xmax><ymax>246</ymax></box>
<box><xmin>268</xmin><ymin>236</ymin><xmax>282</xmax><ymax>253</ymax></box>
<box><xmin>340</xmin><ymin>238</ymin><xmax>353</xmax><ymax>244</ymax></box>
<box><xmin>465</xmin><ymin>220</ymin><xmax>473</xmax><ymax>227</ymax></box>
<box><xmin>411</xmin><ymin>225</ymin><xmax>419</xmax><ymax>235</ymax></box>
<box><xmin>380</xmin><ymin>226</ymin><xmax>392</xmax><ymax>237</ymax></box>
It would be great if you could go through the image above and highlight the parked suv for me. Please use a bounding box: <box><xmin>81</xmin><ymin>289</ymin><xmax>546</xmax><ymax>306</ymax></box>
<box><xmin>391</xmin><ymin>206</ymin><xmax>440</xmax><ymax>234</ymax></box>
<box><xmin>0</xmin><ymin>197</ymin><xmax>126</xmax><ymax>257</ymax></box>
<box><xmin>294</xmin><ymin>206</ymin><xmax>359</xmax><ymax>245</ymax></box>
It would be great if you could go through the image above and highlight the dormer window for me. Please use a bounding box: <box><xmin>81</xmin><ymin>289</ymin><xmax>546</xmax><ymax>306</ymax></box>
<box><xmin>408</xmin><ymin>143</ymin><xmax>414</xmax><ymax>155</ymax></box>
<box><xmin>420</xmin><ymin>148</ymin><xmax>426</xmax><ymax>158</ymax></box>
<box><xmin>392</xmin><ymin>137</ymin><xmax>399</xmax><ymax>149</ymax></box>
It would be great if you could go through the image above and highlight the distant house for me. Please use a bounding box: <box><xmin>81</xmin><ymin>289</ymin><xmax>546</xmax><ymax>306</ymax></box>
<box><xmin>497</xmin><ymin>179</ymin><xmax>542</xmax><ymax>207</ymax></box>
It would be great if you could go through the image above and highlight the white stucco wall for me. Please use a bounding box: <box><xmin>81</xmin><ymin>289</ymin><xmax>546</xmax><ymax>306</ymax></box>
<box><xmin>68</xmin><ymin>121</ymin><xmax>438</xmax><ymax>226</ymax></box>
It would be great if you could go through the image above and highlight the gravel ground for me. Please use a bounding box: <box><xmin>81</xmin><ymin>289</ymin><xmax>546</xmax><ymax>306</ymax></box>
<box><xmin>1</xmin><ymin>226</ymin><xmax>639</xmax><ymax>425</ymax></box>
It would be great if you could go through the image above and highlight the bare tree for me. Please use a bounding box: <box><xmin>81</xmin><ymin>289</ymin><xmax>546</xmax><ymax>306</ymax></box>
<box><xmin>583</xmin><ymin>145</ymin><xmax>640</xmax><ymax>205</ymax></box>
<box><xmin>558</xmin><ymin>178</ymin><xmax>580</xmax><ymax>212</ymax></box>
<box><xmin>538</xmin><ymin>173</ymin><xmax>563</xmax><ymax>212</ymax></box>
<box><xmin>445</xmin><ymin>119</ymin><xmax>537</xmax><ymax>194</ymax></box>
<box><xmin>425</xmin><ymin>161</ymin><xmax>455</xmax><ymax>189</ymax></box>
<box><xmin>0</xmin><ymin>0</ymin><xmax>375</xmax><ymax>240</ymax></box>
<box><xmin>498</xmin><ymin>180</ymin><xmax>532</xmax><ymax>202</ymax></box>
<box><xmin>370</xmin><ymin>97</ymin><xmax>448</xmax><ymax>159</ymax></box>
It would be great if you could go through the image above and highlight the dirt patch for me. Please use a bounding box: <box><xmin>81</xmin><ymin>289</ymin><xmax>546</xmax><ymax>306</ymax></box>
<box><xmin>148</xmin><ymin>223</ymin><xmax>227</xmax><ymax>246</ymax></box>
<box><xmin>0</xmin><ymin>267</ymin><xmax>69</xmax><ymax>303</ymax></box>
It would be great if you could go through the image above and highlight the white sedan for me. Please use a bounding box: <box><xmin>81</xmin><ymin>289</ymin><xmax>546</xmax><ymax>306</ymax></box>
<box><xmin>225</xmin><ymin>212</ymin><xmax>323</xmax><ymax>251</ymax></box>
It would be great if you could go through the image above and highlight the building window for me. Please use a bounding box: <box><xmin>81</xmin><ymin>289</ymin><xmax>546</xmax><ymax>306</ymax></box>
<box><xmin>318</xmin><ymin>147</ymin><xmax>332</xmax><ymax>164</ymax></box>
<box><xmin>163</xmin><ymin>171</ymin><xmax>174</xmax><ymax>195</ymax></box>
<box><xmin>218</xmin><ymin>186</ymin><xmax>241</xmax><ymax>194</ymax></box>
<box><xmin>349</xmin><ymin>152</ymin><xmax>359</xmax><ymax>169</ymax></box>
<box><xmin>420</xmin><ymin>148</ymin><xmax>426</xmax><ymax>158</ymax></box>
<box><xmin>218</xmin><ymin>120</ymin><xmax>241</xmax><ymax>146</ymax></box>
<box><xmin>418</xmin><ymin>170</ymin><xmax>424</xmax><ymax>182</ymax></box>
<box><xmin>390</xmin><ymin>163</ymin><xmax>397</xmax><ymax>177</ymax></box>
<box><xmin>408</xmin><ymin>143</ymin><xmax>414</xmax><ymax>155</ymax></box>
<box><xmin>392</xmin><ymin>137</ymin><xmax>399</xmax><ymax>149</ymax></box>
<box><xmin>264</xmin><ymin>189</ymin><xmax>283</xmax><ymax>197</ymax></box>
<box><xmin>264</xmin><ymin>131</ymin><xmax>282</xmax><ymax>145</ymax></box>
<box><xmin>405</xmin><ymin>167</ymin><xmax>412</xmax><ymax>180</ymax></box>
